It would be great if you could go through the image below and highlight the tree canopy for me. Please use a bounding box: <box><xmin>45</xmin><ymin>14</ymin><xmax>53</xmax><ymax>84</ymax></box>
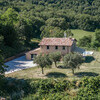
<box><xmin>49</xmin><ymin>52</ymin><xmax>62</xmax><ymax>67</ymax></box>
<box><xmin>63</xmin><ymin>53</ymin><xmax>84</xmax><ymax>74</ymax></box>
<box><xmin>0</xmin><ymin>54</ymin><xmax>7</xmax><ymax>74</ymax></box>
<box><xmin>34</xmin><ymin>54</ymin><xmax>52</xmax><ymax>74</ymax></box>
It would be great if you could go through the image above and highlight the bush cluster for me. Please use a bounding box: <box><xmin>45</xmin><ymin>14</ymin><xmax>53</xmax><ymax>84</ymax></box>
<box><xmin>1</xmin><ymin>76</ymin><xmax>100</xmax><ymax>99</ymax></box>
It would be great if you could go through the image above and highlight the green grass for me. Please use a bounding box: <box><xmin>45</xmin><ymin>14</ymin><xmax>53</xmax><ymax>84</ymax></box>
<box><xmin>5</xmin><ymin>51</ymin><xmax>100</xmax><ymax>80</ymax></box>
<box><xmin>31</xmin><ymin>38</ymin><xmax>40</xmax><ymax>43</ymax></box>
<box><xmin>71</xmin><ymin>29</ymin><xmax>95</xmax><ymax>41</ymax></box>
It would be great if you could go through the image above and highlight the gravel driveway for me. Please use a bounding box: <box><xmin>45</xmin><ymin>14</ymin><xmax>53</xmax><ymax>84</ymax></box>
<box><xmin>5</xmin><ymin>56</ymin><xmax>37</xmax><ymax>74</ymax></box>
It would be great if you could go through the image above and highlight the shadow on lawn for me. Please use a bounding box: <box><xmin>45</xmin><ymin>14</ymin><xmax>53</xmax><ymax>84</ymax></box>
<box><xmin>57</xmin><ymin>65</ymin><xmax>71</xmax><ymax>69</ymax></box>
<box><xmin>85</xmin><ymin>56</ymin><xmax>95</xmax><ymax>63</ymax></box>
<box><xmin>75</xmin><ymin>72</ymin><xmax>99</xmax><ymax>77</ymax></box>
<box><xmin>46</xmin><ymin>72</ymin><xmax>67</xmax><ymax>78</ymax></box>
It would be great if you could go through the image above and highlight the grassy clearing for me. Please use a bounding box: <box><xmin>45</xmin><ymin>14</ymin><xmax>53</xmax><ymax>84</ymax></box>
<box><xmin>71</xmin><ymin>29</ymin><xmax>95</xmax><ymax>40</ymax></box>
<box><xmin>31</xmin><ymin>38</ymin><xmax>40</xmax><ymax>43</ymax></box>
<box><xmin>5</xmin><ymin>51</ymin><xmax>100</xmax><ymax>80</ymax></box>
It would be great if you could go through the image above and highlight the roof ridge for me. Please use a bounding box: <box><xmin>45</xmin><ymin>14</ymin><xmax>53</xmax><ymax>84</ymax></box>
<box><xmin>39</xmin><ymin>38</ymin><xmax>75</xmax><ymax>46</ymax></box>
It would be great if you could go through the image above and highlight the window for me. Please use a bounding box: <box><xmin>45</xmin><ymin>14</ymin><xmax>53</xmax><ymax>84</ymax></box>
<box><xmin>47</xmin><ymin>46</ymin><xmax>49</xmax><ymax>49</ymax></box>
<box><xmin>31</xmin><ymin>54</ymin><xmax>34</xmax><ymax>60</ymax></box>
<box><xmin>62</xmin><ymin>46</ymin><xmax>65</xmax><ymax>50</ymax></box>
<box><xmin>55</xmin><ymin>46</ymin><xmax>58</xmax><ymax>50</ymax></box>
<box><xmin>31</xmin><ymin>54</ymin><xmax>37</xmax><ymax>60</ymax></box>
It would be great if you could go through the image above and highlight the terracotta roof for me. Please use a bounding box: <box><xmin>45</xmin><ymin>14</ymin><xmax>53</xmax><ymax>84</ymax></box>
<box><xmin>26</xmin><ymin>48</ymin><xmax>41</xmax><ymax>54</ymax></box>
<box><xmin>39</xmin><ymin>38</ymin><xmax>75</xmax><ymax>46</ymax></box>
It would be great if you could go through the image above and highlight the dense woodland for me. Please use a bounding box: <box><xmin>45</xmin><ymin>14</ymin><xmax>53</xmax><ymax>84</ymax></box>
<box><xmin>0</xmin><ymin>0</ymin><xmax>100</xmax><ymax>58</ymax></box>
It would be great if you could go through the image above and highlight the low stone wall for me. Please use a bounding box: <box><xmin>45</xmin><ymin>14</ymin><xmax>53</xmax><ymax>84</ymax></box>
<box><xmin>4</xmin><ymin>51</ymin><xmax>27</xmax><ymax>62</ymax></box>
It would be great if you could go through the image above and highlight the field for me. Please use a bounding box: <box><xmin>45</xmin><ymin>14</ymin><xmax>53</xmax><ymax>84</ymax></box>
<box><xmin>71</xmin><ymin>29</ymin><xmax>95</xmax><ymax>41</ymax></box>
<box><xmin>5</xmin><ymin>51</ymin><xmax>100</xmax><ymax>80</ymax></box>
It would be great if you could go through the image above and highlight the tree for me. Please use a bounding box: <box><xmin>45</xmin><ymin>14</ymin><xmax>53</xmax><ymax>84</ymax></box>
<box><xmin>17</xmin><ymin>18</ymin><xmax>33</xmax><ymax>45</ymax></box>
<box><xmin>64</xmin><ymin>29</ymin><xmax>73</xmax><ymax>37</ymax></box>
<box><xmin>45</xmin><ymin>18</ymin><xmax>68</xmax><ymax>30</ymax></box>
<box><xmin>78</xmin><ymin>35</ymin><xmax>92</xmax><ymax>47</ymax></box>
<box><xmin>0</xmin><ymin>54</ymin><xmax>7</xmax><ymax>74</ymax></box>
<box><xmin>63</xmin><ymin>53</ymin><xmax>84</xmax><ymax>74</ymax></box>
<box><xmin>0</xmin><ymin>8</ymin><xmax>19</xmax><ymax>47</ymax></box>
<box><xmin>49</xmin><ymin>52</ymin><xmax>61</xmax><ymax>68</ymax></box>
<box><xmin>93</xmin><ymin>29</ymin><xmax>100</xmax><ymax>47</ymax></box>
<box><xmin>1</xmin><ymin>24</ymin><xmax>18</xmax><ymax>47</ymax></box>
<box><xmin>1</xmin><ymin>8</ymin><xmax>18</xmax><ymax>25</ymax></box>
<box><xmin>17</xmin><ymin>17</ymin><xmax>44</xmax><ymax>45</ymax></box>
<box><xmin>0</xmin><ymin>53</ymin><xmax>8</xmax><ymax>95</ymax></box>
<box><xmin>40</xmin><ymin>26</ymin><xmax>64</xmax><ymax>38</ymax></box>
<box><xmin>34</xmin><ymin>54</ymin><xmax>52</xmax><ymax>74</ymax></box>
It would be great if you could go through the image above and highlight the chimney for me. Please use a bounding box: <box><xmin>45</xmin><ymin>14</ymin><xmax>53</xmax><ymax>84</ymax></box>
<box><xmin>64</xmin><ymin>32</ymin><xmax>66</xmax><ymax>38</ymax></box>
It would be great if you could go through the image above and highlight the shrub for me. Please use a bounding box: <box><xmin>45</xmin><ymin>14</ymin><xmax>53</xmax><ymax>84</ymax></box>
<box><xmin>76</xmin><ymin>76</ymin><xmax>100</xmax><ymax>99</ymax></box>
<box><xmin>30</xmin><ymin>79</ymin><xmax>71</xmax><ymax>95</ymax></box>
<box><xmin>78</xmin><ymin>35</ymin><xmax>92</xmax><ymax>47</ymax></box>
<box><xmin>46</xmin><ymin>92</ymin><xmax>68</xmax><ymax>100</ymax></box>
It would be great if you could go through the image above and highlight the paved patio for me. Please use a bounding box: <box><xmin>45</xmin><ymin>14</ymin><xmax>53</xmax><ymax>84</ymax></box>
<box><xmin>5</xmin><ymin>56</ymin><xmax>37</xmax><ymax>74</ymax></box>
<box><xmin>74</xmin><ymin>47</ymin><xmax>93</xmax><ymax>56</ymax></box>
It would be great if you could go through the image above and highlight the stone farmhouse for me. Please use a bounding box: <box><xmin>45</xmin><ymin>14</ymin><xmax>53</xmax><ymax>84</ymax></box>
<box><xmin>25</xmin><ymin>38</ymin><xmax>76</xmax><ymax>60</ymax></box>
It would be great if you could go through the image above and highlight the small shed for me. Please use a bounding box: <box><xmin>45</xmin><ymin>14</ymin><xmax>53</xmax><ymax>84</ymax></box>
<box><xmin>25</xmin><ymin>48</ymin><xmax>41</xmax><ymax>60</ymax></box>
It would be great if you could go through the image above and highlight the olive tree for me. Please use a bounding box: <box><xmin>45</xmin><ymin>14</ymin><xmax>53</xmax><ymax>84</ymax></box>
<box><xmin>63</xmin><ymin>53</ymin><xmax>84</xmax><ymax>74</ymax></box>
<box><xmin>49</xmin><ymin>52</ymin><xmax>62</xmax><ymax>67</ymax></box>
<box><xmin>34</xmin><ymin>54</ymin><xmax>52</xmax><ymax>74</ymax></box>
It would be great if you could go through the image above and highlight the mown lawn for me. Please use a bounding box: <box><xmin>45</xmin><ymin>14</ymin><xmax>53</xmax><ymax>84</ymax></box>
<box><xmin>5</xmin><ymin>51</ymin><xmax>100</xmax><ymax>80</ymax></box>
<box><xmin>71</xmin><ymin>29</ymin><xmax>95</xmax><ymax>41</ymax></box>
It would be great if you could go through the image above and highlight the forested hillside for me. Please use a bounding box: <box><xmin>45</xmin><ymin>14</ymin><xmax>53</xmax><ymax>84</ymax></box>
<box><xmin>0</xmin><ymin>0</ymin><xmax>100</xmax><ymax>58</ymax></box>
